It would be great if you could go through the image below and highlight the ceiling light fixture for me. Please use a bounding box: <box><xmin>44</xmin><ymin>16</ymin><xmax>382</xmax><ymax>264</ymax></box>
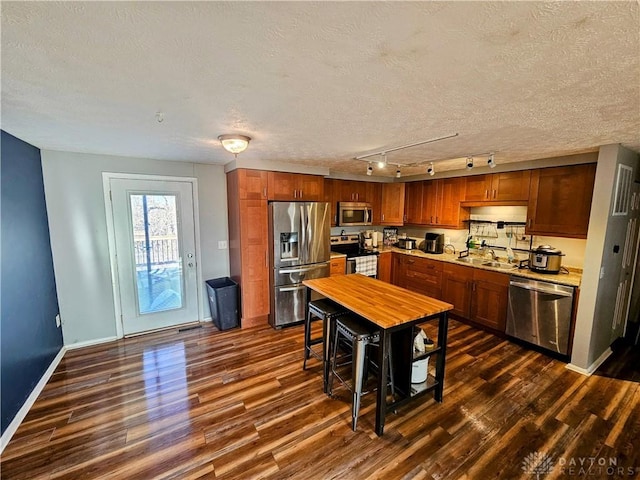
<box><xmin>396</xmin><ymin>168</ymin><xmax>401</xmax><ymax>178</ymax></box>
<box><xmin>487</xmin><ymin>153</ymin><xmax>496</xmax><ymax>168</ymax></box>
<box><xmin>466</xmin><ymin>157</ymin><xmax>474</xmax><ymax>170</ymax></box>
<box><xmin>218</xmin><ymin>134</ymin><xmax>251</xmax><ymax>157</ymax></box>
<box><xmin>427</xmin><ymin>162</ymin><xmax>435</xmax><ymax>176</ymax></box>
<box><xmin>378</xmin><ymin>154</ymin><xmax>387</xmax><ymax>169</ymax></box>
<box><xmin>366</xmin><ymin>163</ymin><xmax>373</xmax><ymax>176</ymax></box>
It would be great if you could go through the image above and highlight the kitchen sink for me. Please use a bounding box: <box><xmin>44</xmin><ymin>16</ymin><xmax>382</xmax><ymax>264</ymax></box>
<box><xmin>481</xmin><ymin>261</ymin><xmax>517</xmax><ymax>270</ymax></box>
<box><xmin>456</xmin><ymin>257</ymin><xmax>486</xmax><ymax>265</ymax></box>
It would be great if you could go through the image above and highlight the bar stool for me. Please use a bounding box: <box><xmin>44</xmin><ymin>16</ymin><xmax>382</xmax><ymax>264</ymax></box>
<box><xmin>328</xmin><ymin>314</ymin><xmax>395</xmax><ymax>431</ymax></box>
<box><xmin>303</xmin><ymin>298</ymin><xmax>348</xmax><ymax>370</ymax></box>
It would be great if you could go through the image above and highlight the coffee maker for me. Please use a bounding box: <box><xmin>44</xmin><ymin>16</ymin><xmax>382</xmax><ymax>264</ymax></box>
<box><xmin>423</xmin><ymin>233</ymin><xmax>444</xmax><ymax>254</ymax></box>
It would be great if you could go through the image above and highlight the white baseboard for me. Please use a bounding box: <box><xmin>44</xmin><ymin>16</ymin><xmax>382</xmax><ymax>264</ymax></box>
<box><xmin>566</xmin><ymin>347</ymin><xmax>613</xmax><ymax>376</ymax></box>
<box><xmin>1</xmin><ymin>346</ymin><xmax>67</xmax><ymax>454</ymax></box>
<box><xmin>65</xmin><ymin>335</ymin><xmax>118</xmax><ymax>350</ymax></box>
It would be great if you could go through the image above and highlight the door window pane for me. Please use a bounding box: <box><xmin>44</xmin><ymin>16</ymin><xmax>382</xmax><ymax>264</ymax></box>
<box><xmin>130</xmin><ymin>194</ymin><xmax>183</xmax><ymax>314</ymax></box>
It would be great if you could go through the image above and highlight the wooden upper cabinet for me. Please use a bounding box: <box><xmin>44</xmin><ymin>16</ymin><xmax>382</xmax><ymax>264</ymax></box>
<box><xmin>526</xmin><ymin>163</ymin><xmax>596</xmax><ymax>239</ymax></box>
<box><xmin>267</xmin><ymin>172</ymin><xmax>324</xmax><ymax>201</ymax></box>
<box><xmin>367</xmin><ymin>182</ymin><xmax>383</xmax><ymax>225</ymax></box>
<box><xmin>236</xmin><ymin>169</ymin><xmax>268</xmax><ymax>200</ymax></box>
<box><xmin>491</xmin><ymin>171</ymin><xmax>531</xmax><ymax>201</ymax></box>
<box><xmin>463</xmin><ymin>171</ymin><xmax>530</xmax><ymax>203</ymax></box>
<box><xmin>464</xmin><ymin>174</ymin><xmax>493</xmax><ymax>202</ymax></box>
<box><xmin>323</xmin><ymin>178</ymin><xmax>338</xmax><ymax>226</ymax></box>
<box><xmin>437</xmin><ymin>177</ymin><xmax>469</xmax><ymax>228</ymax></box>
<box><xmin>404</xmin><ymin>181</ymin><xmax>424</xmax><ymax>224</ymax></box>
<box><xmin>406</xmin><ymin>178</ymin><xmax>467</xmax><ymax>228</ymax></box>
<box><xmin>380</xmin><ymin>183</ymin><xmax>405</xmax><ymax>225</ymax></box>
<box><xmin>339</xmin><ymin>180</ymin><xmax>369</xmax><ymax>202</ymax></box>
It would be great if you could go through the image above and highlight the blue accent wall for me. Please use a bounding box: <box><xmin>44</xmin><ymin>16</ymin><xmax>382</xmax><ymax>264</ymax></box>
<box><xmin>1</xmin><ymin>131</ymin><xmax>63</xmax><ymax>435</ymax></box>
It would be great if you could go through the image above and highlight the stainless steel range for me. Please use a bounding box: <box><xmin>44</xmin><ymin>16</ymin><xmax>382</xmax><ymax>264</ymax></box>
<box><xmin>330</xmin><ymin>234</ymin><xmax>379</xmax><ymax>277</ymax></box>
<box><xmin>268</xmin><ymin>202</ymin><xmax>331</xmax><ymax>328</ymax></box>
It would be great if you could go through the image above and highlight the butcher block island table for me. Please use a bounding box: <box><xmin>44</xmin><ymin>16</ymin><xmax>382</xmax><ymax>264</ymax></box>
<box><xmin>303</xmin><ymin>273</ymin><xmax>453</xmax><ymax>436</ymax></box>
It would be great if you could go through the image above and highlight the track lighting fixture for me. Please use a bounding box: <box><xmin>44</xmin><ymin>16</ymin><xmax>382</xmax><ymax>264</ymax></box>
<box><xmin>427</xmin><ymin>162</ymin><xmax>435</xmax><ymax>176</ymax></box>
<box><xmin>466</xmin><ymin>157</ymin><xmax>474</xmax><ymax>170</ymax></box>
<box><xmin>487</xmin><ymin>153</ymin><xmax>496</xmax><ymax>168</ymax></box>
<box><xmin>378</xmin><ymin>154</ymin><xmax>387</xmax><ymax>169</ymax></box>
<box><xmin>396</xmin><ymin>168</ymin><xmax>401</xmax><ymax>178</ymax></box>
<box><xmin>366</xmin><ymin>163</ymin><xmax>373</xmax><ymax>176</ymax></box>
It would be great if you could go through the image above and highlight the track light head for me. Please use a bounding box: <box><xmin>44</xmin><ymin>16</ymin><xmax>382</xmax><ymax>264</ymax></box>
<box><xmin>487</xmin><ymin>153</ymin><xmax>496</xmax><ymax>168</ymax></box>
<box><xmin>378</xmin><ymin>154</ymin><xmax>387</xmax><ymax>169</ymax></box>
<box><xmin>396</xmin><ymin>168</ymin><xmax>401</xmax><ymax>178</ymax></box>
<box><xmin>427</xmin><ymin>162</ymin><xmax>435</xmax><ymax>176</ymax></box>
<box><xmin>466</xmin><ymin>157</ymin><xmax>474</xmax><ymax>170</ymax></box>
<box><xmin>366</xmin><ymin>163</ymin><xmax>373</xmax><ymax>176</ymax></box>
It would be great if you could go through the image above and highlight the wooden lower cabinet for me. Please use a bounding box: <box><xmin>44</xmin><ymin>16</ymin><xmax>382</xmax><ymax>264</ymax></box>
<box><xmin>392</xmin><ymin>254</ymin><xmax>442</xmax><ymax>298</ymax></box>
<box><xmin>469</xmin><ymin>269</ymin><xmax>510</xmax><ymax>332</ymax></box>
<box><xmin>329</xmin><ymin>256</ymin><xmax>346</xmax><ymax>276</ymax></box>
<box><xmin>441</xmin><ymin>263</ymin><xmax>473</xmax><ymax>318</ymax></box>
<box><xmin>391</xmin><ymin>253</ymin><xmax>510</xmax><ymax>333</ymax></box>
<box><xmin>377</xmin><ymin>251</ymin><xmax>392</xmax><ymax>283</ymax></box>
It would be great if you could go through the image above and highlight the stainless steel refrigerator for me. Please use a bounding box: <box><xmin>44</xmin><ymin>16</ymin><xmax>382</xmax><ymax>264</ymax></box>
<box><xmin>268</xmin><ymin>202</ymin><xmax>331</xmax><ymax>328</ymax></box>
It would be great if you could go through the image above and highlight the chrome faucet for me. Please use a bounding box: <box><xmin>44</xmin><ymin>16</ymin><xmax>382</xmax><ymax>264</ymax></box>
<box><xmin>487</xmin><ymin>249</ymin><xmax>498</xmax><ymax>260</ymax></box>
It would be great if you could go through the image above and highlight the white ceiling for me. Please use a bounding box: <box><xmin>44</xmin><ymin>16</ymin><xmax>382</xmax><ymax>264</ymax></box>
<box><xmin>2</xmin><ymin>1</ymin><xmax>639</xmax><ymax>178</ymax></box>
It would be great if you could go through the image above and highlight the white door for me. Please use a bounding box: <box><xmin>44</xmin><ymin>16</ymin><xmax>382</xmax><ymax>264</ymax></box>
<box><xmin>110</xmin><ymin>178</ymin><xmax>199</xmax><ymax>335</ymax></box>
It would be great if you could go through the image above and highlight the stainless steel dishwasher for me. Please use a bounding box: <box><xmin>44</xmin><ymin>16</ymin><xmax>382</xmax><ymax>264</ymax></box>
<box><xmin>506</xmin><ymin>276</ymin><xmax>575</xmax><ymax>355</ymax></box>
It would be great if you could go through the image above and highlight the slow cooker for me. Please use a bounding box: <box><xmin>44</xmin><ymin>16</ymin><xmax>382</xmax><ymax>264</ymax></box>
<box><xmin>529</xmin><ymin>245</ymin><xmax>564</xmax><ymax>273</ymax></box>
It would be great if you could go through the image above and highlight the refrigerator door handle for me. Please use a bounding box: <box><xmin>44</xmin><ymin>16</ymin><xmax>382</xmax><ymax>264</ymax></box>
<box><xmin>299</xmin><ymin>203</ymin><xmax>307</xmax><ymax>265</ymax></box>
<box><xmin>278</xmin><ymin>285</ymin><xmax>307</xmax><ymax>293</ymax></box>
<box><xmin>278</xmin><ymin>264</ymin><xmax>327</xmax><ymax>274</ymax></box>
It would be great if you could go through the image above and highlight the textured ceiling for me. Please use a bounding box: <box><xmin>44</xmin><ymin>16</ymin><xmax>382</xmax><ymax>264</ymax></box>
<box><xmin>2</xmin><ymin>1</ymin><xmax>639</xmax><ymax>178</ymax></box>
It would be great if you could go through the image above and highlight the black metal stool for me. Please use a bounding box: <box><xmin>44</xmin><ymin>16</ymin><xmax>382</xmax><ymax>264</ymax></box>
<box><xmin>328</xmin><ymin>314</ymin><xmax>395</xmax><ymax>431</ymax></box>
<box><xmin>303</xmin><ymin>298</ymin><xmax>348</xmax><ymax>371</ymax></box>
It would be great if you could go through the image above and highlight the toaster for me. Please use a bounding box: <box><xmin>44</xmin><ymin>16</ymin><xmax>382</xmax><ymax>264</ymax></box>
<box><xmin>397</xmin><ymin>238</ymin><xmax>417</xmax><ymax>250</ymax></box>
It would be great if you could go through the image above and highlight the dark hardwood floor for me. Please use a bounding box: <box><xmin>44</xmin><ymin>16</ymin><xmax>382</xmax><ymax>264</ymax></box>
<box><xmin>1</xmin><ymin>320</ymin><xmax>639</xmax><ymax>479</ymax></box>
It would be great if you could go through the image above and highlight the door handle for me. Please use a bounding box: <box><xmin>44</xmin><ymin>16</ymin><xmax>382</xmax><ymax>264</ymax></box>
<box><xmin>279</xmin><ymin>285</ymin><xmax>307</xmax><ymax>292</ymax></box>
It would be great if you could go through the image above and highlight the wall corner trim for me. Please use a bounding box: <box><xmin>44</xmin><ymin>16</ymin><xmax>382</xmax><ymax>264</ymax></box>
<box><xmin>0</xmin><ymin>346</ymin><xmax>67</xmax><ymax>454</ymax></box>
<box><xmin>565</xmin><ymin>347</ymin><xmax>613</xmax><ymax>376</ymax></box>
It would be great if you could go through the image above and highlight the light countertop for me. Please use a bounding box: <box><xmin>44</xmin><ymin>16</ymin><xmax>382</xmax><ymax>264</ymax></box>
<box><xmin>378</xmin><ymin>246</ymin><xmax>582</xmax><ymax>288</ymax></box>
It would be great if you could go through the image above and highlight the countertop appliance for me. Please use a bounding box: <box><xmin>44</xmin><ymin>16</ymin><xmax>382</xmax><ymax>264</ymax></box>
<box><xmin>506</xmin><ymin>276</ymin><xmax>575</xmax><ymax>355</ymax></box>
<box><xmin>397</xmin><ymin>238</ymin><xmax>417</xmax><ymax>250</ymax></box>
<box><xmin>423</xmin><ymin>233</ymin><xmax>444</xmax><ymax>254</ymax></box>
<box><xmin>330</xmin><ymin>234</ymin><xmax>379</xmax><ymax>276</ymax></box>
<box><xmin>269</xmin><ymin>202</ymin><xmax>331</xmax><ymax>328</ymax></box>
<box><xmin>338</xmin><ymin>202</ymin><xmax>372</xmax><ymax>227</ymax></box>
<box><xmin>529</xmin><ymin>245</ymin><xmax>564</xmax><ymax>273</ymax></box>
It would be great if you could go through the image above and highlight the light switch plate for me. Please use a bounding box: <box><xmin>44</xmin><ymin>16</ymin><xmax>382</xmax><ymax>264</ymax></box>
<box><xmin>218</xmin><ymin>240</ymin><xmax>228</xmax><ymax>250</ymax></box>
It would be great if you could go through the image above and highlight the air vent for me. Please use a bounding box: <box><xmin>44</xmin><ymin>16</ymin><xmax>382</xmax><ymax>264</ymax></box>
<box><xmin>612</xmin><ymin>164</ymin><xmax>633</xmax><ymax>216</ymax></box>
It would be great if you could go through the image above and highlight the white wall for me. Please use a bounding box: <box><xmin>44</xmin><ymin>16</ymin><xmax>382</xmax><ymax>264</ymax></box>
<box><xmin>571</xmin><ymin>144</ymin><xmax>640</xmax><ymax>371</ymax></box>
<box><xmin>41</xmin><ymin>150</ymin><xmax>229</xmax><ymax>346</ymax></box>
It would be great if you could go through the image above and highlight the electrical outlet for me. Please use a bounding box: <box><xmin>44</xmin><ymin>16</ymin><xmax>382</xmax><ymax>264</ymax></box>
<box><xmin>218</xmin><ymin>240</ymin><xmax>228</xmax><ymax>250</ymax></box>
<box><xmin>55</xmin><ymin>314</ymin><xmax>61</xmax><ymax>327</ymax></box>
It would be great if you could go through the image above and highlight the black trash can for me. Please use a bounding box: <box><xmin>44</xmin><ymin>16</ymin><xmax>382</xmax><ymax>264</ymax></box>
<box><xmin>206</xmin><ymin>277</ymin><xmax>239</xmax><ymax>330</ymax></box>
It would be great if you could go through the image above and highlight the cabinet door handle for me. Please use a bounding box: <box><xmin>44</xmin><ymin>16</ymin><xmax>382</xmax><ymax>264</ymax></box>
<box><xmin>485</xmin><ymin>189</ymin><xmax>489</xmax><ymax>199</ymax></box>
<box><xmin>382</xmin><ymin>214</ymin><xmax>385</xmax><ymax>221</ymax></box>
<box><xmin>493</xmin><ymin>190</ymin><xmax>497</xmax><ymax>199</ymax></box>
<box><xmin>300</xmin><ymin>190</ymin><xmax>303</xmax><ymax>199</ymax></box>
<box><xmin>263</xmin><ymin>187</ymin><xmax>267</xmax><ymax>198</ymax></box>
<box><xmin>435</xmin><ymin>216</ymin><xmax>439</xmax><ymax>224</ymax></box>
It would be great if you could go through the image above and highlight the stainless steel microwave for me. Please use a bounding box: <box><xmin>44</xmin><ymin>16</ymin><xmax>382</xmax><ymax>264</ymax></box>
<box><xmin>338</xmin><ymin>202</ymin><xmax>372</xmax><ymax>226</ymax></box>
